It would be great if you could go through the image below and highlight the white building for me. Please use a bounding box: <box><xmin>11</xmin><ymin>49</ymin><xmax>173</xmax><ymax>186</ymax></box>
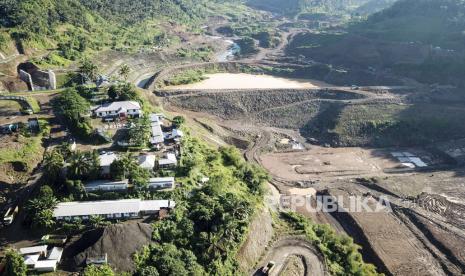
<box><xmin>149</xmin><ymin>114</ymin><xmax>164</xmax><ymax>146</ymax></box>
<box><xmin>99</xmin><ymin>152</ymin><xmax>118</xmax><ymax>175</ymax></box>
<box><xmin>138</xmin><ymin>154</ymin><xmax>156</xmax><ymax>170</ymax></box>
<box><xmin>19</xmin><ymin>245</ymin><xmax>48</xmax><ymax>256</ymax></box>
<box><xmin>158</xmin><ymin>153</ymin><xmax>177</xmax><ymax>168</ymax></box>
<box><xmin>165</xmin><ymin>129</ymin><xmax>184</xmax><ymax>141</ymax></box>
<box><xmin>84</xmin><ymin>179</ymin><xmax>129</xmax><ymax>192</ymax></box>
<box><xmin>93</xmin><ymin>101</ymin><xmax>142</xmax><ymax>119</ymax></box>
<box><xmin>148</xmin><ymin>177</ymin><xmax>175</xmax><ymax>190</ymax></box>
<box><xmin>53</xmin><ymin>199</ymin><xmax>175</xmax><ymax>221</ymax></box>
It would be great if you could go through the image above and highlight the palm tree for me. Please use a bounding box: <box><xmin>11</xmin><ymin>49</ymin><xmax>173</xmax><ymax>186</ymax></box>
<box><xmin>119</xmin><ymin>64</ymin><xmax>130</xmax><ymax>81</ymax></box>
<box><xmin>43</xmin><ymin>150</ymin><xmax>64</xmax><ymax>184</ymax></box>
<box><xmin>68</xmin><ymin>151</ymin><xmax>93</xmax><ymax>180</ymax></box>
<box><xmin>79</xmin><ymin>59</ymin><xmax>99</xmax><ymax>83</ymax></box>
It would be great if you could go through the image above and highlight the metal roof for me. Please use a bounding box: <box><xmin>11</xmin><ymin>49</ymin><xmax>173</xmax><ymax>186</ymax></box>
<box><xmin>53</xmin><ymin>199</ymin><xmax>174</xmax><ymax>217</ymax></box>
<box><xmin>85</xmin><ymin>179</ymin><xmax>129</xmax><ymax>188</ymax></box>
<box><xmin>148</xmin><ymin>177</ymin><xmax>174</xmax><ymax>183</ymax></box>
<box><xmin>150</xmin><ymin>124</ymin><xmax>164</xmax><ymax>144</ymax></box>
<box><xmin>94</xmin><ymin>101</ymin><xmax>141</xmax><ymax>113</ymax></box>
<box><xmin>99</xmin><ymin>152</ymin><xmax>118</xmax><ymax>167</ymax></box>
<box><xmin>138</xmin><ymin>154</ymin><xmax>156</xmax><ymax>169</ymax></box>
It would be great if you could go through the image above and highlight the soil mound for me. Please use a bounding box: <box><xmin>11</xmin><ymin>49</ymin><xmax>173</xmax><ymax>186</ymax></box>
<box><xmin>72</xmin><ymin>222</ymin><xmax>153</xmax><ymax>272</ymax></box>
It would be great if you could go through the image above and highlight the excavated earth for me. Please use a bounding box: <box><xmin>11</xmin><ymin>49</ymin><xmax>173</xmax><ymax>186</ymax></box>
<box><xmin>157</xmin><ymin>80</ymin><xmax>465</xmax><ymax>276</ymax></box>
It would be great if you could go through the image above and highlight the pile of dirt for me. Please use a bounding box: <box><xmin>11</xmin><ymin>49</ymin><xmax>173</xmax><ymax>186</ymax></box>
<box><xmin>70</xmin><ymin>222</ymin><xmax>153</xmax><ymax>272</ymax></box>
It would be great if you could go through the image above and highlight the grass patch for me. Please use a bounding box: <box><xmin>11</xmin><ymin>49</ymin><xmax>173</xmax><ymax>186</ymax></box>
<box><xmin>0</xmin><ymin>120</ymin><xmax>49</xmax><ymax>167</ymax></box>
<box><xmin>25</xmin><ymin>97</ymin><xmax>40</xmax><ymax>113</ymax></box>
<box><xmin>164</xmin><ymin>69</ymin><xmax>210</xmax><ymax>86</ymax></box>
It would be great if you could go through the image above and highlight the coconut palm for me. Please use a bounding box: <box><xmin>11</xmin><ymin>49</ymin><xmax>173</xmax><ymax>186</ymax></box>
<box><xmin>79</xmin><ymin>59</ymin><xmax>99</xmax><ymax>83</ymax></box>
<box><xmin>119</xmin><ymin>64</ymin><xmax>130</xmax><ymax>81</ymax></box>
<box><xmin>43</xmin><ymin>149</ymin><xmax>64</xmax><ymax>184</ymax></box>
<box><xmin>68</xmin><ymin>151</ymin><xmax>93</xmax><ymax>180</ymax></box>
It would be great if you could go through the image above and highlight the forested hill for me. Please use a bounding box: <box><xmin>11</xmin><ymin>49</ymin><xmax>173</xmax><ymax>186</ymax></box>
<box><xmin>0</xmin><ymin>0</ymin><xmax>209</xmax><ymax>35</ymax></box>
<box><xmin>246</xmin><ymin>0</ymin><xmax>375</xmax><ymax>16</ymax></box>
<box><xmin>351</xmin><ymin>0</ymin><xmax>465</xmax><ymax>50</ymax></box>
<box><xmin>0</xmin><ymin>0</ymin><xmax>233</xmax><ymax>57</ymax></box>
<box><xmin>353</xmin><ymin>0</ymin><xmax>397</xmax><ymax>16</ymax></box>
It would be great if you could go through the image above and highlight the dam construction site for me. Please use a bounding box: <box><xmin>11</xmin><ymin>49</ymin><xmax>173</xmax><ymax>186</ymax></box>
<box><xmin>2</xmin><ymin>1</ymin><xmax>465</xmax><ymax>275</ymax></box>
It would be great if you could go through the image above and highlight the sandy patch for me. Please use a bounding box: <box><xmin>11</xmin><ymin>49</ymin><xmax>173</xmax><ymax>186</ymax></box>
<box><xmin>165</xmin><ymin>73</ymin><xmax>325</xmax><ymax>90</ymax></box>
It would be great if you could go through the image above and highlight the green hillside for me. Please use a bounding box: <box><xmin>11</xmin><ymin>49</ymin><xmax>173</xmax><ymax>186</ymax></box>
<box><xmin>352</xmin><ymin>0</ymin><xmax>465</xmax><ymax>50</ymax></box>
<box><xmin>287</xmin><ymin>0</ymin><xmax>465</xmax><ymax>86</ymax></box>
<box><xmin>247</xmin><ymin>0</ymin><xmax>373</xmax><ymax>16</ymax></box>
<box><xmin>354</xmin><ymin>0</ymin><xmax>397</xmax><ymax>16</ymax></box>
<box><xmin>0</xmin><ymin>0</ymin><xmax>245</xmax><ymax>60</ymax></box>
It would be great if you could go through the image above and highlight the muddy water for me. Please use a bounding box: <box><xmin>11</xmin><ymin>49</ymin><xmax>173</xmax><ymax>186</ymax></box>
<box><xmin>165</xmin><ymin>73</ymin><xmax>325</xmax><ymax>90</ymax></box>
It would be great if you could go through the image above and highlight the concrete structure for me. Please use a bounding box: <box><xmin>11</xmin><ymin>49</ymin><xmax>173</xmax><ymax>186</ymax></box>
<box><xmin>34</xmin><ymin>260</ymin><xmax>58</xmax><ymax>272</ymax></box>
<box><xmin>93</xmin><ymin>101</ymin><xmax>142</xmax><ymax>119</ymax></box>
<box><xmin>48</xmin><ymin>70</ymin><xmax>57</xmax><ymax>90</ymax></box>
<box><xmin>19</xmin><ymin>69</ymin><xmax>34</xmax><ymax>91</ymax></box>
<box><xmin>84</xmin><ymin>179</ymin><xmax>129</xmax><ymax>192</ymax></box>
<box><xmin>391</xmin><ymin>152</ymin><xmax>428</xmax><ymax>168</ymax></box>
<box><xmin>18</xmin><ymin>63</ymin><xmax>57</xmax><ymax>91</ymax></box>
<box><xmin>19</xmin><ymin>245</ymin><xmax>48</xmax><ymax>256</ymax></box>
<box><xmin>47</xmin><ymin>247</ymin><xmax>63</xmax><ymax>262</ymax></box>
<box><xmin>24</xmin><ymin>254</ymin><xmax>40</xmax><ymax>267</ymax></box>
<box><xmin>138</xmin><ymin>154</ymin><xmax>156</xmax><ymax>170</ymax></box>
<box><xmin>99</xmin><ymin>152</ymin><xmax>118</xmax><ymax>175</ymax></box>
<box><xmin>53</xmin><ymin>199</ymin><xmax>175</xmax><ymax>221</ymax></box>
<box><xmin>148</xmin><ymin>177</ymin><xmax>175</xmax><ymax>190</ymax></box>
<box><xmin>158</xmin><ymin>153</ymin><xmax>177</xmax><ymax>168</ymax></box>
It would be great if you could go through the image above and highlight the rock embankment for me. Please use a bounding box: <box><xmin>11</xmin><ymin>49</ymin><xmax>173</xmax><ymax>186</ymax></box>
<box><xmin>163</xmin><ymin>88</ymin><xmax>365</xmax><ymax>118</ymax></box>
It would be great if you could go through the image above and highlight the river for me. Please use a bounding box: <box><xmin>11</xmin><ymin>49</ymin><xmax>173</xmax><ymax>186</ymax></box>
<box><xmin>206</xmin><ymin>35</ymin><xmax>241</xmax><ymax>62</ymax></box>
<box><xmin>164</xmin><ymin>73</ymin><xmax>325</xmax><ymax>90</ymax></box>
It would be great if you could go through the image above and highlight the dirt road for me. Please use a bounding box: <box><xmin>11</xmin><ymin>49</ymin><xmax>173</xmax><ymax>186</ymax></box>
<box><xmin>254</xmin><ymin>237</ymin><xmax>327</xmax><ymax>276</ymax></box>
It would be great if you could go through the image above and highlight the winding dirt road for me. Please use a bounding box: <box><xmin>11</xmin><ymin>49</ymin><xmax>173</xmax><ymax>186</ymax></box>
<box><xmin>254</xmin><ymin>237</ymin><xmax>327</xmax><ymax>276</ymax></box>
